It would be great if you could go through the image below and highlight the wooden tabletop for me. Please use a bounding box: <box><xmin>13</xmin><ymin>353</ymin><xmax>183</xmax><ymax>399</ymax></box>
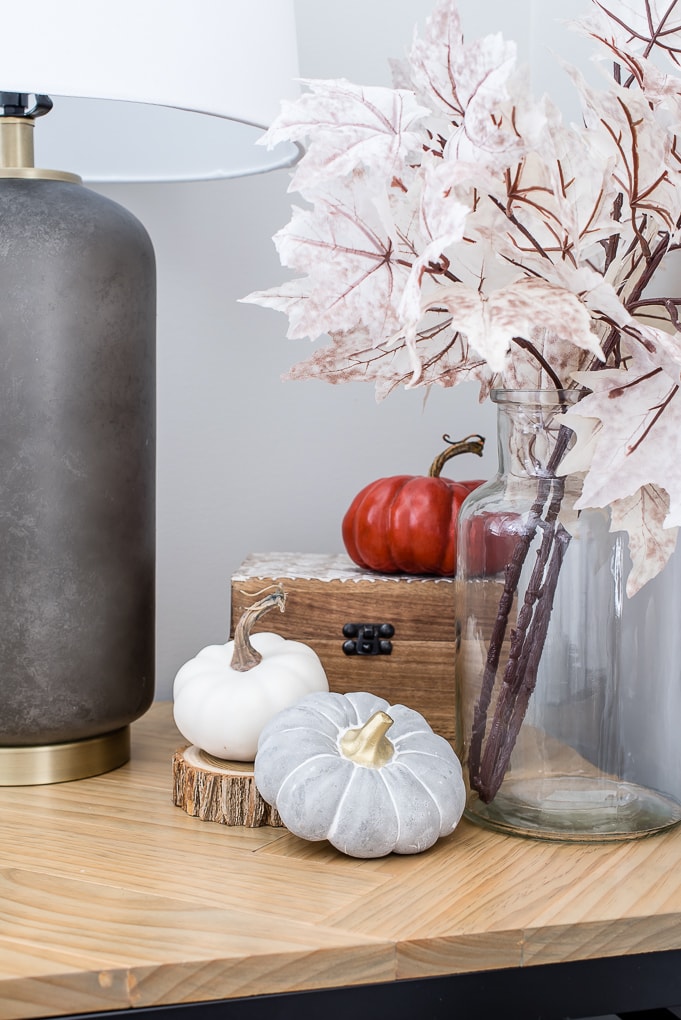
<box><xmin>4</xmin><ymin>701</ymin><xmax>681</xmax><ymax>1019</ymax></box>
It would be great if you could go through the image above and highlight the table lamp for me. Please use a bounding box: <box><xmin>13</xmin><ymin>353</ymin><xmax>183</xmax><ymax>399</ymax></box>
<box><xmin>0</xmin><ymin>0</ymin><xmax>300</xmax><ymax>786</ymax></box>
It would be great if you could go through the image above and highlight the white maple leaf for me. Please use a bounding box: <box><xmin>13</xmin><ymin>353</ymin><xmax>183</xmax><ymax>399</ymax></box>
<box><xmin>625</xmin><ymin>321</ymin><xmax>681</xmax><ymax>384</ymax></box>
<box><xmin>283</xmin><ymin>314</ymin><xmax>491</xmax><ymax>400</ymax></box>
<box><xmin>406</xmin><ymin>0</ymin><xmax>468</xmax><ymax>122</ymax></box>
<box><xmin>534</xmin><ymin>100</ymin><xmax>621</xmax><ymax>258</ymax></box>
<box><xmin>243</xmin><ymin>173</ymin><xmax>413</xmax><ymax>342</ymax></box>
<box><xmin>471</xmin><ymin>210</ymin><xmax>637</xmax><ymax>353</ymax></box>
<box><xmin>610</xmin><ymin>485</ymin><xmax>679</xmax><ymax>596</ymax></box>
<box><xmin>413</xmin><ymin>277</ymin><xmax>603</xmax><ymax>376</ymax></box>
<box><xmin>261</xmin><ymin>78</ymin><xmax>431</xmax><ymax>192</ymax></box>
<box><xmin>569</xmin><ymin>68</ymin><xmax>681</xmax><ymax>233</ymax></box>
<box><xmin>528</xmin><ymin>261</ymin><xmax>647</xmax><ymax>348</ymax></box>
<box><xmin>283</xmin><ymin>328</ymin><xmax>410</xmax><ymax>392</ymax></box>
<box><xmin>575</xmin><ymin>2</ymin><xmax>681</xmax><ymax>70</ymax></box>
<box><xmin>484</xmin><ymin>103</ymin><xmax>621</xmax><ymax>274</ymax></box>
<box><xmin>397</xmin><ymin>160</ymin><xmax>474</xmax><ymax>327</ymax></box>
<box><xmin>560</xmin><ymin>344</ymin><xmax>681</xmax><ymax>593</ymax></box>
<box><xmin>557</xmin><ymin>410</ymin><xmax>601</xmax><ymax>475</ymax></box>
<box><xmin>498</xmin><ymin>326</ymin><xmax>593</xmax><ymax>392</ymax></box>
<box><xmin>240</xmin><ymin>277</ymin><xmax>314</xmax><ymax>341</ymax></box>
<box><xmin>445</xmin><ymin>66</ymin><xmax>547</xmax><ymax>169</ymax></box>
<box><xmin>407</xmin><ymin>0</ymin><xmax>546</xmax><ymax>169</ymax></box>
<box><xmin>569</xmin><ymin>363</ymin><xmax>681</xmax><ymax>527</ymax></box>
<box><xmin>576</xmin><ymin>13</ymin><xmax>681</xmax><ymax>117</ymax></box>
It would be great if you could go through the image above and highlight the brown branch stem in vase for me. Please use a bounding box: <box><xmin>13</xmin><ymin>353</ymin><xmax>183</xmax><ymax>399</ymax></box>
<box><xmin>468</xmin><ymin>424</ymin><xmax>575</xmax><ymax>803</ymax></box>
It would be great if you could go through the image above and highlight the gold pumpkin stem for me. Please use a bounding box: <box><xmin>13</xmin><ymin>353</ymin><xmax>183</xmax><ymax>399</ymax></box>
<box><xmin>428</xmin><ymin>433</ymin><xmax>485</xmax><ymax>478</ymax></box>
<box><xmin>230</xmin><ymin>587</ymin><xmax>286</xmax><ymax>672</ymax></box>
<box><xmin>339</xmin><ymin>711</ymin><xmax>395</xmax><ymax>768</ymax></box>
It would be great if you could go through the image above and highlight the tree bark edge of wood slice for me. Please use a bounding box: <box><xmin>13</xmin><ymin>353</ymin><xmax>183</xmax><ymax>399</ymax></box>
<box><xmin>172</xmin><ymin>744</ymin><xmax>284</xmax><ymax>828</ymax></box>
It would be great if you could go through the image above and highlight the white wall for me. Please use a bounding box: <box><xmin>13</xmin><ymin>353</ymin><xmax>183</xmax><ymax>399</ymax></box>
<box><xmin>94</xmin><ymin>0</ymin><xmax>591</xmax><ymax>699</ymax></box>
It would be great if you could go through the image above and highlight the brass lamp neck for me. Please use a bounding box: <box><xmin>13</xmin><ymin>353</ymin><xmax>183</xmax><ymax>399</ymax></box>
<box><xmin>0</xmin><ymin>116</ymin><xmax>35</xmax><ymax>169</ymax></box>
<box><xmin>0</xmin><ymin>105</ymin><xmax>81</xmax><ymax>184</ymax></box>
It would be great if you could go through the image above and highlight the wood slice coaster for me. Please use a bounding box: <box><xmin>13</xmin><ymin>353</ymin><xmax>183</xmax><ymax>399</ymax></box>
<box><xmin>172</xmin><ymin>745</ymin><xmax>284</xmax><ymax>827</ymax></box>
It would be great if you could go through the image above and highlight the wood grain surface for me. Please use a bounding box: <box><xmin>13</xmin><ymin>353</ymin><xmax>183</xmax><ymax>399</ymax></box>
<box><xmin>4</xmin><ymin>701</ymin><xmax>681</xmax><ymax>1018</ymax></box>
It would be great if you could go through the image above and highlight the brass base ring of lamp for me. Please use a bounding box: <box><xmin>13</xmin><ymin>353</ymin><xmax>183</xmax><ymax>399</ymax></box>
<box><xmin>0</xmin><ymin>727</ymin><xmax>130</xmax><ymax>786</ymax></box>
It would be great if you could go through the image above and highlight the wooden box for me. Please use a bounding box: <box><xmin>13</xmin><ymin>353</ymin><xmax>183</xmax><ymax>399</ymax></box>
<box><xmin>230</xmin><ymin>552</ymin><xmax>457</xmax><ymax>741</ymax></box>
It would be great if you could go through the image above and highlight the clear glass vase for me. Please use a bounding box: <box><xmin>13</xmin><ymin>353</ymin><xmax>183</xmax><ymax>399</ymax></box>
<box><xmin>455</xmin><ymin>389</ymin><xmax>681</xmax><ymax>841</ymax></box>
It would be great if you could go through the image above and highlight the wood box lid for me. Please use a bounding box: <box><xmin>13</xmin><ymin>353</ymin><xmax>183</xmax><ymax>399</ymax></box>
<box><xmin>230</xmin><ymin>552</ymin><xmax>456</xmax><ymax>643</ymax></box>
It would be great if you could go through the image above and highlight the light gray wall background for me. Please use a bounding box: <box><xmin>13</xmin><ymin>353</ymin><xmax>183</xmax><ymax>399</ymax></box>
<box><xmin>93</xmin><ymin>1</ymin><xmax>594</xmax><ymax>699</ymax></box>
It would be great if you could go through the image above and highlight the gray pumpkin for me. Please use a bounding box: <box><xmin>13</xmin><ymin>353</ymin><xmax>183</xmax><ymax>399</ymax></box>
<box><xmin>254</xmin><ymin>690</ymin><xmax>465</xmax><ymax>858</ymax></box>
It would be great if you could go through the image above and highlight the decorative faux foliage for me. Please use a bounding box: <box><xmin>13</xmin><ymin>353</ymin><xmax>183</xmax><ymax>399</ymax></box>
<box><xmin>244</xmin><ymin>0</ymin><xmax>681</xmax><ymax>594</ymax></box>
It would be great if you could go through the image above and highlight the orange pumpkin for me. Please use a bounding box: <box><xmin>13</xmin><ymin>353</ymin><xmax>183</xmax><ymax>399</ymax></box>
<box><xmin>342</xmin><ymin>435</ymin><xmax>485</xmax><ymax>576</ymax></box>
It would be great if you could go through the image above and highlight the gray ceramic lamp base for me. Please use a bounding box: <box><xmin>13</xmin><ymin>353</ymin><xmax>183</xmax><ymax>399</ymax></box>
<box><xmin>0</xmin><ymin>174</ymin><xmax>156</xmax><ymax>769</ymax></box>
<box><xmin>0</xmin><ymin>727</ymin><xmax>131</xmax><ymax>786</ymax></box>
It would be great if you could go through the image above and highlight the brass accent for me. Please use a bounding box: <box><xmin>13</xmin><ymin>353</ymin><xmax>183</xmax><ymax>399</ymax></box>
<box><xmin>199</xmin><ymin>750</ymin><xmax>255</xmax><ymax>773</ymax></box>
<box><xmin>0</xmin><ymin>116</ymin><xmax>35</xmax><ymax>168</ymax></box>
<box><xmin>0</xmin><ymin>167</ymin><xmax>81</xmax><ymax>182</ymax></box>
<box><xmin>339</xmin><ymin>711</ymin><xmax>395</xmax><ymax>768</ymax></box>
<box><xmin>0</xmin><ymin>727</ymin><xmax>130</xmax><ymax>786</ymax></box>
<box><xmin>0</xmin><ymin>116</ymin><xmax>81</xmax><ymax>183</ymax></box>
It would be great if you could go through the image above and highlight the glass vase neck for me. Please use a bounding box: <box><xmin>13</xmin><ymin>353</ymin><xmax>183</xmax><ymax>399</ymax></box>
<box><xmin>490</xmin><ymin>388</ymin><xmax>580</xmax><ymax>479</ymax></box>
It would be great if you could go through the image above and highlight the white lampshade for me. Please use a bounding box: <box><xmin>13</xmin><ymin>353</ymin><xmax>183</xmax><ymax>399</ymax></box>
<box><xmin>0</xmin><ymin>0</ymin><xmax>300</xmax><ymax>182</ymax></box>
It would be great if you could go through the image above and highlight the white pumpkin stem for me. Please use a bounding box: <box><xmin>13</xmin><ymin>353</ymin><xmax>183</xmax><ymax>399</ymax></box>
<box><xmin>231</xmin><ymin>588</ymin><xmax>286</xmax><ymax>672</ymax></box>
<box><xmin>339</xmin><ymin>711</ymin><xmax>395</xmax><ymax>768</ymax></box>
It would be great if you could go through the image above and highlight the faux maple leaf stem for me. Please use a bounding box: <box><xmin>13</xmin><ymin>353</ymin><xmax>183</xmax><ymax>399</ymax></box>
<box><xmin>511</xmin><ymin>336</ymin><xmax>564</xmax><ymax>389</ymax></box>
<box><xmin>490</xmin><ymin>194</ymin><xmax>552</xmax><ymax>261</ymax></box>
<box><xmin>468</xmin><ymin>482</ymin><xmax>552</xmax><ymax>793</ymax></box>
<box><xmin>469</xmin><ymin>423</ymin><xmax>575</xmax><ymax>802</ymax></box>
<box><xmin>478</xmin><ymin>522</ymin><xmax>571</xmax><ymax>801</ymax></box>
<box><xmin>628</xmin><ymin>381</ymin><xmax>679</xmax><ymax>454</ymax></box>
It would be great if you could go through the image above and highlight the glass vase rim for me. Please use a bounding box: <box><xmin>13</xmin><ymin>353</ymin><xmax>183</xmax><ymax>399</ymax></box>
<box><xmin>490</xmin><ymin>387</ymin><xmax>583</xmax><ymax>406</ymax></box>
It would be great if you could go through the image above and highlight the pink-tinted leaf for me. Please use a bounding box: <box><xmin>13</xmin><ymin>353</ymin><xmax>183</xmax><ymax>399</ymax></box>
<box><xmin>408</xmin><ymin>0</ymin><xmax>546</xmax><ymax>168</ymax></box>
<box><xmin>503</xmin><ymin>104</ymin><xmax>621</xmax><ymax>267</ymax></box>
<box><xmin>501</xmin><ymin>327</ymin><xmax>594</xmax><ymax>392</ymax></box>
<box><xmin>240</xmin><ymin>277</ymin><xmax>314</xmax><ymax>339</ymax></box>
<box><xmin>263</xmin><ymin>79</ymin><xmax>430</xmax><ymax>192</ymax></box>
<box><xmin>284</xmin><ymin>314</ymin><xmax>492</xmax><ymax>401</ymax></box>
<box><xmin>569</xmin><ymin>68</ymin><xmax>681</xmax><ymax>232</ymax></box>
<box><xmin>407</xmin><ymin>0</ymin><xmax>467</xmax><ymax>122</ymax></box>
<box><xmin>610</xmin><ymin>485</ymin><xmax>678</xmax><ymax>596</ymax></box>
<box><xmin>627</xmin><ymin>321</ymin><xmax>681</xmax><ymax>383</ymax></box>
<box><xmin>576</xmin><ymin>2</ymin><xmax>681</xmax><ymax>71</ymax></box>
<box><xmin>569</xmin><ymin>362</ymin><xmax>681</xmax><ymax>525</ymax></box>
<box><xmin>244</xmin><ymin>177</ymin><xmax>413</xmax><ymax>341</ymax></box>
<box><xmin>397</xmin><ymin>161</ymin><xmax>472</xmax><ymax>326</ymax></box>
<box><xmin>422</xmin><ymin>277</ymin><xmax>603</xmax><ymax>375</ymax></box>
<box><xmin>576</xmin><ymin>15</ymin><xmax>681</xmax><ymax>117</ymax></box>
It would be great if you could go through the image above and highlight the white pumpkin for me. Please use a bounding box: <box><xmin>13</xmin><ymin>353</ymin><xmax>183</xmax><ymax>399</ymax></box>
<box><xmin>173</xmin><ymin>589</ymin><xmax>328</xmax><ymax>761</ymax></box>
<box><xmin>254</xmin><ymin>690</ymin><xmax>465</xmax><ymax>858</ymax></box>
